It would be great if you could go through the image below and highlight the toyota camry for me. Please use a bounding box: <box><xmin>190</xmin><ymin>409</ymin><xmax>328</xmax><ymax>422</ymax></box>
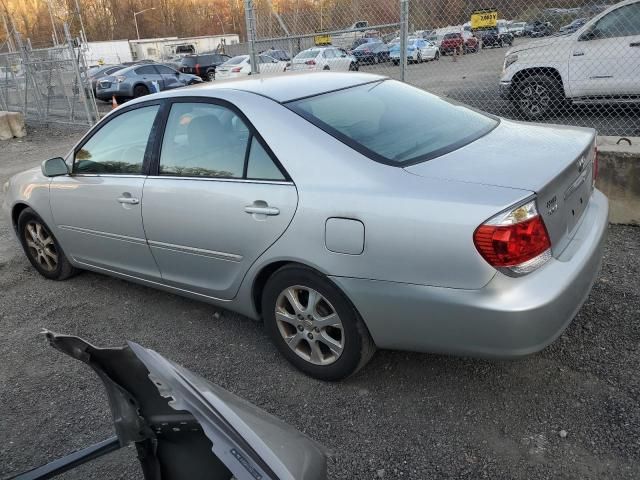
<box><xmin>3</xmin><ymin>72</ymin><xmax>608</xmax><ymax>380</ymax></box>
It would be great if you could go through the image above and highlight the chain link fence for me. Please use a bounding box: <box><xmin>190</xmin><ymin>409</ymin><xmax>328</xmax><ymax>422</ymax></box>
<box><xmin>241</xmin><ymin>0</ymin><xmax>640</xmax><ymax>136</ymax></box>
<box><xmin>0</xmin><ymin>24</ymin><xmax>99</xmax><ymax>127</ymax></box>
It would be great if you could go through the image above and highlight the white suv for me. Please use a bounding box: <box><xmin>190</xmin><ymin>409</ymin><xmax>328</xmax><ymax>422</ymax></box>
<box><xmin>500</xmin><ymin>0</ymin><xmax>640</xmax><ymax>119</ymax></box>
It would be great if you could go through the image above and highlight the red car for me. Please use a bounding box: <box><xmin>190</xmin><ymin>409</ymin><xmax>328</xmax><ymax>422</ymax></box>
<box><xmin>440</xmin><ymin>32</ymin><xmax>479</xmax><ymax>55</ymax></box>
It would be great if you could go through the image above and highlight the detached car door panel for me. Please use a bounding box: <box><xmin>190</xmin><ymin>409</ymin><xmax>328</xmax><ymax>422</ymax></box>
<box><xmin>142</xmin><ymin>100</ymin><xmax>297</xmax><ymax>300</ymax></box>
<box><xmin>50</xmin><ymin>103</ymin><xmax>162</xmax><ymax>280</ymax></box>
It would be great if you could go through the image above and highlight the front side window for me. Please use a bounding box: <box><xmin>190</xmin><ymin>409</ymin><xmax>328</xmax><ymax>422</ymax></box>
<box><xmin>593</xmin><ymin>3</ymin><xmax>640</xmax><ymax>38</ymax></box>
<box><xmin>287</xmin><ymin>80</ymin><xmax>497</xmax><ymax>165</ymax></box>
<box><xmin>74</xmin><ymin>105</ymin><xmax>159</xmax><ymax>174</ymax></box>
<box><xmin>323</xmin><ymin>49</ymin><xmax>335</xmax><ymax>59</ymax></box>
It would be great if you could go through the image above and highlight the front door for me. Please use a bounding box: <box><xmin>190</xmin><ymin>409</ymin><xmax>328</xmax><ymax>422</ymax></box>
<box><xmin>569</xmin><ymin>1</ymin><xmax>640</xmax><ymax>97</ymax></box>
<box><xmin>134</xmin><ymin>65</ymin><xmax>165</xmax><ymax>92</ymax></box>
<box><xmin>142</xmin><ymin>100</ymin><xmax>298</xmax><ymax>300</ymax></box>
<box><xmin>155</xmin><ymin>64</ymin><xmax>186</xmax><ymax>90</ymax></box>
<box><xmin>50</xmin><ymin>103</ymin><xmax>162</xmax><ymax>280</ymax></box>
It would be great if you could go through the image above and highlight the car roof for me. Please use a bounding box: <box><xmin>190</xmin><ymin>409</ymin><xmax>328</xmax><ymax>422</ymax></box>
<box><xmin>152</xmin><ymin>72</ymin><xmax>386</xmax><ymax>103</ymax></box>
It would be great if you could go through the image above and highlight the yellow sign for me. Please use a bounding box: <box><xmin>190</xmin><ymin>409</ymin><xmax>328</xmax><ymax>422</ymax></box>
<box><xmin>314</xmin><ymin>34</ymin><xmax>332</xmax><ymax>46</ymax></box>
<box><xmin>471</xmin><ymin>10</ymin><xmax>498</xmax><ymax>30</ymax></box>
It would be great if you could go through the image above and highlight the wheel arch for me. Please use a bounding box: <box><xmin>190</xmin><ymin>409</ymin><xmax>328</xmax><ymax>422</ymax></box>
<box><xmin>11</xmin><ymin>202</ymin><xmax>30</xmax><ymax>233</ymax></box>
<box><xmin>511</xmin><ymin>67</ymin><xmax>566</xmax><ymax>97</ymax></box>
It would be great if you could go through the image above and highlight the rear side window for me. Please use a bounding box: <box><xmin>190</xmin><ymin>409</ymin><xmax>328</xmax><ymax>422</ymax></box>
<box><xmin>296</xmin><ymin>50</ymin><xmax>319</xmax><ymax>59</ymax></box>
<box><xmin>74</xmin><ymin>105</ymin><xmax>159</xmax><ymax>174</ymax></box>
<box><xmin>159</xmin><ymin>102</ymin><xmax>286</xmax><ymax>180</ymax></box>
<box><xmin>287</xmin><ymin>80</ymin><xmax>497</xmax><ymax>165</ymax></box>
<box><xmin>135</xmin><ymin>65</ymin><xmax>156</xmax><ymax>75</ymax></box>
<box><xmin>181</xmin><ymin>57</ymin><xmax>197</xmax><ymax>67</ymax></box>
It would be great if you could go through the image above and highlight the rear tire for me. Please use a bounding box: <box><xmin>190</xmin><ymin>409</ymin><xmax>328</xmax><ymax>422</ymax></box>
<box><xmin>133</xmin><ymin>84</ymin><xmax>149</xmax><ymax>98</ymax></box>
<box><xmin>514</xmin><ymin>74</ymin><xmax>564</xmax><ymax>120</ymax></box>
<box><xmin>262</xmin><ymin>265</ymin><xmax>376</xmax><ymax>381</ymax></box>
<box><xmin>349</xmin><ymin>62</ymin><xmax>358</xmax><ymax>71</ymax></box>
<box><xmin>17</xmin><ymin>208</ymin><xmax>76</xmax><ymax>281</ymax></box>
<box><xmin>392</xmin><ymin>59</ymin><xmax>399</xmax><ymax>65</ymax></box>
<box><xmin>323</xmin><ymin>65</ymin><xmax>330</xmax><ymax>71</ymax></box>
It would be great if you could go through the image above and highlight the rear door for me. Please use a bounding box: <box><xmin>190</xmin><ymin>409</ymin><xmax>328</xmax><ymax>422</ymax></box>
<box><xmin>134</xmin><ymin>65</ymin><xmax>164</xmax><ymax>91</ymax></box>
<box><xmin>154</xmin><ymin>64</ymin><xmax>185</xmax><ymax>90</ymax></box>
<box><xmin>141</xmin><ymin>99</ymin><xmax>298</xmax><ymax>300</ymax></box>
<box><xmin>50</xmin><ymin>102</ymin><xmax>162</xmax><ymax>280</ymax></box>
<box><xmin>569</xmin><ymin>2</ymin><xmax>640</xmax><ymax>97</ymax></box>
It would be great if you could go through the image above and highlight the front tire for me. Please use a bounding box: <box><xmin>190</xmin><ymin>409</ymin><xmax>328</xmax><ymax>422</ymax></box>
<box><xmin>349</xmin><ymin>62</ymin><xmax>358</xmax><ymax>71</ymax></box>
<box><xmin>262</xmin><ymin>265</ymin><xmax>376</xmax><ymax>381</ymax></box>
<box><xmin>515</xmin><ymin>74</ymin><xmax>564</xmax><ymax>120</ymax></box>
<box><xmin>206</xmin><ymin>70</ymin><xmax>216</xmax><ymax>81</ymax></box>
<box><xmin>17</xmin><ymin>208</ymin><xmax>76</xmax><ymax>280</ymax></box>
<box><xmin>434</xmin><ymin>51</ymin><xmax>440</xmax><ymax>61</ymax></box>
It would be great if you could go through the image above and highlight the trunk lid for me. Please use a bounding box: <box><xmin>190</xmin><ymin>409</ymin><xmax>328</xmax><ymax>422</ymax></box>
<box><xmin>405</xmin><ymin>119</ymin><xmax>597</xmax><ymax>255</ymax></box>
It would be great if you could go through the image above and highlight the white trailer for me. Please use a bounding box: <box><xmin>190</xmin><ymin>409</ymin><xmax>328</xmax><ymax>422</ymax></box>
<box><xmin>84</xmin><ymin>40</ymin><xmax>133</xmax><ymax>66</ymax></box>
<box><xmin>130</xmin><ymin>34</ymin><xmax>240</xmax><ymax>62</ymax></box>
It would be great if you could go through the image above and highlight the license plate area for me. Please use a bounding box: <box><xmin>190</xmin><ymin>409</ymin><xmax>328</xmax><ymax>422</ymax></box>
<box><xmin>564</xmin><ymin>169</ymin><xmax>591</xmax><ymax>235</ymax></box>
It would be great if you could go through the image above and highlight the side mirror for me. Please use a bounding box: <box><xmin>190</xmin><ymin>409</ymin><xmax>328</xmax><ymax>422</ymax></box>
<box><xmin>41</xmin><ymin>157</ymin><xmax>69</xmax><ymax>177</ymax></box>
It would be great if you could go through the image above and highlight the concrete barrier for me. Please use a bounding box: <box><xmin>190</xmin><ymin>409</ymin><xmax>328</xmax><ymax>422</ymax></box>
<box><xmin>596</xmin><ymin>136</ymin><xmax>640</xmax><ymax>225</ymax></box>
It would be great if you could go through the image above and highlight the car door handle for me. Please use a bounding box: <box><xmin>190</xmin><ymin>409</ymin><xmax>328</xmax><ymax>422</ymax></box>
<box><xmin>244</xmin><ymin>205</ymin><xmax>279</xmax><ymax>216</ymax></box>
<box><xmin>630</xmin><ymin>42</ymin><xmax>640</xmax><ymax>47</ymax></box>
<box><xmin>117</xmin><ymin>197</ymin><xmax>140</xmax><ymax>205</ymax></box>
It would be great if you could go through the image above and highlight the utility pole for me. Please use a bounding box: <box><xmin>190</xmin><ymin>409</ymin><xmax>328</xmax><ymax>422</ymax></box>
<box><xmin>74</xmin><ymin>0</ymin><xmax>88</xmax><ymax>46</ymax></box>
<box><xmin>46</xmin><ymin>0</ymin><xmax>60</xmax><ymax>45</ymax></box>
<box><xmin>134</xmin><ymin>8</ymin><xmax>156</xmax><ymax>40</ymax></box>
<box><xmin>243</xmin><ymin>0</ymin><xmax>259</xmax><ymax>74</ymax></box>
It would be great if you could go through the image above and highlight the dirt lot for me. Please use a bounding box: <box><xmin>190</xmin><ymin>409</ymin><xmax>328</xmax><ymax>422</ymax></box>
<box><xmin>0</xmin><ymin>125</ymin><xmax>639</xmax><ymax>480</ymax></box>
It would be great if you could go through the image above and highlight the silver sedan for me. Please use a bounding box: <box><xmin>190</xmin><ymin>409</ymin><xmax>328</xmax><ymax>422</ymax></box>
<box><xmin>3</xmin><ymin>73</ymin><xmax>608</xmax><ymax>380</ymax></box>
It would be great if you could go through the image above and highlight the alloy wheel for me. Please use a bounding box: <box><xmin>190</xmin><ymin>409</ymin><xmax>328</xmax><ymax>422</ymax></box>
<box><xmin>24</xmin><ymin>221</ymin><xmax>58</xmax><ymax>272</ymax></box>
<box><xmin>275</xmin><ymin>286</ymin><xmax>344</xmax><ymax>366</ymax></box>
<box><xmin>519</xmin><ymin>83</ymin><xmax>551</xmax><ymax>117</ymax></box>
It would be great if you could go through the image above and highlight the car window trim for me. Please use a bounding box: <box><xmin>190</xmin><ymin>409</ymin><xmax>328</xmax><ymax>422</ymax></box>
<box><xmin>148</xmin><ymin>96</ymin><xmax>292</xmax><ymax>182</ymax></box>
<box><xmin>71</xmin><ymin>100</ymin><xmax>165</xmax><ymax>176</ymax></box>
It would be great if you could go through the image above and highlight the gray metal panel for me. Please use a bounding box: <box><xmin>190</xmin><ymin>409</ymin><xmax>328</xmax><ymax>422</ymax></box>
<box><xmin>324</xmin><ymin>217</ymin><xmax>364</xmax><ymax>255</ymax></box>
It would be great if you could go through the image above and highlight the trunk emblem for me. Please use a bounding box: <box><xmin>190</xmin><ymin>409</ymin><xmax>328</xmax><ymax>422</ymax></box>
<box><xmin>546</xmin><ymin>195</ymin><xmax>558</xmax><ymax>215</ymax></box>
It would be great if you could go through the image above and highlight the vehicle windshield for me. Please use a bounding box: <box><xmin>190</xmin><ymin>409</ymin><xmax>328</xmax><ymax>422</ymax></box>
<box><xmin>287</xmin><ymin>80</ymin><xmax>497</xmax><ymax>165</ymax></box>
<box><xmin>295</xmin><ymin>50</ymin><xmax>320</xmax><ymax>59</ymax></box>
<box><xmin>224</xmin><ymin>56</ymin><xmax>246</xmax><ymax>65</ymax></box>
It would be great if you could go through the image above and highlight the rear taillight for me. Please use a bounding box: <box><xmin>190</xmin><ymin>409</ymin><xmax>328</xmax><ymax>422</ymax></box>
<box><xmin>231</xmin><ymin>67</ymin><xmax>242</xmax><ymax>72</ymax></box>
<box><xmin>195</xmin><ymin>63</ymin><xmax>200</xmax><ymax>75</ymax></box>
<box><xmin>593</xmin><ymin>145</ymin><xmax>598</xmax><ymax>187</ymax></box>
<box><xmin>305</xmin><ymin>60</ymin><xmax>316</xmax><ymax>65</ymax></box>
<box><xmin>473</xmin><ymin>199</ymin><xmax>551</xmax><ymax>276</ymax></box>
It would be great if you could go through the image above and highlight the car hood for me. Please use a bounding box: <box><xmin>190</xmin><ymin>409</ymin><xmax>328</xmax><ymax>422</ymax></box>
<box><xmin>43</xmin><ymin>330</ymin><xmax>328</xmax><ymax>480</ymax></box>
<box><xmin>506</xmin><ymin>34</ymin><xmax>574</xmax><ymax>55</ymax></box>
<box><xmin>404</xmin><ymin>118</ymin><xmax>595</xmax><ymax>192</ymax></box>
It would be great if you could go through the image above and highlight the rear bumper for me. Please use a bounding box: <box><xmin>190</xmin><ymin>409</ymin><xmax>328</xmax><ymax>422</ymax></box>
<box><xmin>331</xmin><ymin>189</ymin><xmax>609</xmax><ymax>358</ymax></box>
<box><xmin>96</xmin><ymin>84</ymin><xmax>133</xmax><ymax>100</ymax></box>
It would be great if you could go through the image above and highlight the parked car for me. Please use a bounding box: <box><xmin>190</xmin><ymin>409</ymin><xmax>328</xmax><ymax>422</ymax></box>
<box><xmin>389</xmin><ymin>38</ymin><xmax>439</xmax><ymax>64</ymax></box>
<box><xmin>501</xmin><ymin>0</ymin><xmax>640</xmax><ymax>119</ymax></box>
<box><xmin>508</xmin><ymin>21</ymin><xmax>527</xmax><ymax>36</ymax></box>
<box><xmin>351</xmin><ymin>41</ymin><xmax>390</xmax><ymax>64</ymax></box>
<box><xmin>525</xmin><ymin>21</ymin><xmax>554</xmax><ymax>37</ymax></box>
<box><xmin>290</xmin><ymin>47</ymin><xmax>358</xmax><ymax>71</ymax></box>
<box><xmin>476</xmin><ymin>27</ymin><xmax>514</xmax><ymax>48</ymax></box>
<box><xmin>84</xmin><ymin>65</ymin><xmax>125</xmax><ymax>94</ymax></box>
<box><xmin>261</xmin><ymin>48</ymin><xmax>291</xmax><ymax>62</ymax></box>
<box><xmin>95</xmin><ymin>64</ymin><xmax>202</xmax><ymax>101</ymax></box>
<box><xmin>179</xmin><ymin>53</ymin><xmax>231</xmax><ymax>81</ymax></box>
<box><xmin>4</xmin><ymin>72</ymin><xmax>607</xmax><ymax>380</ymax></box>
<box><xmin>350</xmin><ymin>37</ymin><xmax>380</xmax><ymax>51</ymax></box>
<box><xmin>558</xmin><ymin>17</ymin><xmax>588</xmax><ymax>34</ymax></box>
<box><xmin>215</xmin><ymin>54</ymin><xmax>288</xmax><ymax>79</ymax></box>
<box><xmin>440</xmin><ymin>32</ymin><xmax>479</xmax><ymax>54</ymax></box>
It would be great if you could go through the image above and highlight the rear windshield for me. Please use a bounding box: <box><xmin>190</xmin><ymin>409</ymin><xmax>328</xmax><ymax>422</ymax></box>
<box><xmin>225</xmin><ymin>56</ymin><xmax>246</xmax><ymax>65</ymax></box>
<box><xmin>287</xmin><ymin>80</ymin><xmax>497</xmax><ymax>165</ymax></box>
<box><xmin>444</xmin><ymin>33</ymin><xmax>460</xmax><ymax>39</ymax></box>
<box><xmin>295</xmin><ymin>50</ymin><xmax>320</xmax><ymax>59</ymax></box>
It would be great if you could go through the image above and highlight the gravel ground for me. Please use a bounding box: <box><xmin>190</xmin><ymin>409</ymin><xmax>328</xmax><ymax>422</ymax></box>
<box><xmin>0</xmin><ymin>125</ymin><xmax>639</xmax><ymax>480</ymax></box>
